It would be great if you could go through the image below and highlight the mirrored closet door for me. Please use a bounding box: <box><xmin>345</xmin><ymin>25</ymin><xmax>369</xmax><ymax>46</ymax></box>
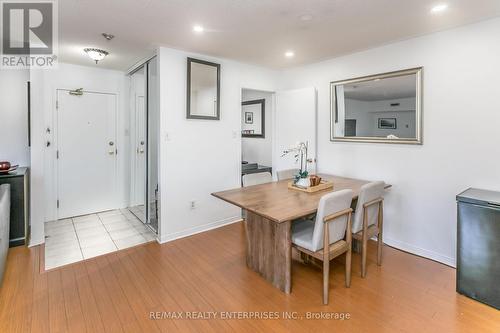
<box><xmin>128</xmin><ymin>57</ymin><xmax>159</xmax><ymax>233</ymax></box>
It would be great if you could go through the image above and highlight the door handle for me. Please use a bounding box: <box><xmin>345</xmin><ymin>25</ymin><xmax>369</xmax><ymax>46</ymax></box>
<box><xmin>108</xmin><ymin>151</ymin><xmax>115</xmax><ymax>155</ymax></box>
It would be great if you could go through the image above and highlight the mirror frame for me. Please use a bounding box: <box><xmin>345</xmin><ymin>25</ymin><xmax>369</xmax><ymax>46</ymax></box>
<box><xmin>241</xmin><ymin>99</ymin><xmax>265</xmax><ymax>138</ymax></box>
<box><xmin>186</xmin><ymin>57</ymin><xmax>221</xmax><ymax>120</ymax></box>
<box><xmin>330</xmin><ymin>67</ymin><xmax>423</xmax><ymax>144</ymax></box>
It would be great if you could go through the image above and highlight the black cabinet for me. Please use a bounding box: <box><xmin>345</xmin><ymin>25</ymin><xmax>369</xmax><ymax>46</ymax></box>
<box><xmin>456</xmin><ymin>188</ymin><xmax>500</xmax><ymax>310</ymax></box>
<box><xmin>0</xmin><ymin>168</ymin><xmax>29</xmax><ymax>247</ymax></box>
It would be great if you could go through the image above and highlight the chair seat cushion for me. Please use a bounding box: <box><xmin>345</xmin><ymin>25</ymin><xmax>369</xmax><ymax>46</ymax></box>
<box><xmin>291</xmin><ymin>219</ymin><xmax>315</xmax><ymax>252</ymax></box>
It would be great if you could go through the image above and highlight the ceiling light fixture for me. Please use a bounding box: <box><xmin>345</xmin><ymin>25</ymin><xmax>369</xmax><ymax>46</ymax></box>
<box><xmin>285</xmin><ymin>51</ymin><xmax>295</xmax><ymax>58</ymax></box>
<box><xmin>431</xmin><ymin>3</ymin><xmax>448</xmax><ymax>14</ymax></box>
<box><xmin>193</xmin><ymin>25</ymin><xmax>204</xmax><ymax>33</ymax></box>
<box><xmin>84</xmin><ymin>48</ymin><xmax>109</xmax><ymax>64</ymax></box>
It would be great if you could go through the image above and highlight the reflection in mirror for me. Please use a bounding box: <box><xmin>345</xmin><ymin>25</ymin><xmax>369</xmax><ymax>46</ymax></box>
<box><xmin>129</xmin><ymin>66</ymin><xmax>147</xmax><ymax>224</ymax></box>
<box><xmin>187</xmin><ymin>58</ymin><xmax>220</xmax><ymax>119</ymax></box>
<box><xmin>331</xmin><ymin>67</ymin><xmax>422</xmax><ymax>144</ymax></box>
<box><xmin>242</xmin><ymin>99</ymin><xmax>265</xmax><ymax>138</ymax></box>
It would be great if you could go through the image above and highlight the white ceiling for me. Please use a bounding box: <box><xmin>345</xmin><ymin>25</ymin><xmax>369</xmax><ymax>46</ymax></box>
<box><xmin>58</xmin><ymin>0</ymin><xmax>500</xmax><ymax>71</ymax></box>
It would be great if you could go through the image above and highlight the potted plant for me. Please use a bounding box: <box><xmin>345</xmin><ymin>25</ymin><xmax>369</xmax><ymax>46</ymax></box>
<box><xmin>282</xmin><ymin>141</ymin><xmax>310</xmax><ymax>188</ymax></box>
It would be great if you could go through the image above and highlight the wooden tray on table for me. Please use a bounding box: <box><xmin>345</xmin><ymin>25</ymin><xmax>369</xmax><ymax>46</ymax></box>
<box><xmin>287</xmin><ymin>180</ymin><xmax>333</xmax><ymax>193</ymax></box>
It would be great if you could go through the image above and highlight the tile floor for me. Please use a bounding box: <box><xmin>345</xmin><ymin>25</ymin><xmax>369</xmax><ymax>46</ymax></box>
<box><xmin>128</xmin><ymin>204</ymin><xmax>146</xmax><ymax>223</ymax></box>
<box><xmin>44</xmin><ymin>208</ymin><xmax>157</xmax><ymax>270</ymax></box>
<box><xmin>128</xmin><ymin>204</ymin><xmax>159</xmax><ymax>232</ymax></box>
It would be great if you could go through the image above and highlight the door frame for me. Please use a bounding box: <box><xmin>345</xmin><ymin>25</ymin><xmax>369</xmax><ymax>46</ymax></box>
<box><xmin>53</xmin><ymin>88</ymin><xmax>119</xmax><ymax>220</ymax></box>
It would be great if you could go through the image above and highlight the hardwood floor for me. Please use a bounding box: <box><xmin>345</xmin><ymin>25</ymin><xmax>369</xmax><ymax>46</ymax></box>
<box><xmin>0</xmin><ymin>222</ymin><xmax>498</xmax><ymax>333</ymax></box>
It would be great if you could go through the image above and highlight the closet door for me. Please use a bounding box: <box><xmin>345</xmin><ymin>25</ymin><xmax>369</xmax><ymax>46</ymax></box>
<box><xmin>274</xmin><ymin>87</ymin><xmax>317</xmax><ymax>175</ymax></box>
<box><xmin>147</xmin><ymin>57</ymin><xmax>159</xmax><ymax>233</ymax></box>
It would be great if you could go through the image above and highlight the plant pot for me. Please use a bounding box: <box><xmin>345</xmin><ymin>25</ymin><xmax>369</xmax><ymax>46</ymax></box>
<box><xmin>296</xmin><ymin>177</ymin><xmax>310</xmax><ymax>188</ymax></box>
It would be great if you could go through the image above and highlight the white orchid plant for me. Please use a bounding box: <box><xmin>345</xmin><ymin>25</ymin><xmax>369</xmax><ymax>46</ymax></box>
<box><xmin>281</xmin><ymin>141</ymin><xmax>309</xmax><ymax>182</ymax></box>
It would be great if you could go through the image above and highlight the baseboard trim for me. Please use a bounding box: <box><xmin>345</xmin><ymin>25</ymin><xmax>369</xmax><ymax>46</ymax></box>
<box><xmin>29</xmin><ymin>237</ymin><xmax>45</xmax><ymax>247</ymax></box>
<box><xmin>159</xmin><ymin>216</ymin><xmax>243</xmax><ymax>244</ymax></box>
<box><xmin>383</xmin><ymin>236</ymin><xmax>456</xmax><ymax>268</ymax></box>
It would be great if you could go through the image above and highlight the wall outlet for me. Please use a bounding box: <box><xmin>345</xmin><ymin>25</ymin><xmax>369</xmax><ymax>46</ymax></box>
<box><xmin>190</xmin><ymin>200</ymin><xmax>196</xmax><ymax>209</ymax></box>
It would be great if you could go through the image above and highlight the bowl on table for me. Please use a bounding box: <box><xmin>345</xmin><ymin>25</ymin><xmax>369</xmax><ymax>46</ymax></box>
<box><xmin>0</xmin><ymin>162</ymin><xmax>10</xmax><ymax>171</ymax></box>
<box><xmin>0</xmin><ymin>163</ymin><xmax>18</xmax><ymax>175</ymax></box>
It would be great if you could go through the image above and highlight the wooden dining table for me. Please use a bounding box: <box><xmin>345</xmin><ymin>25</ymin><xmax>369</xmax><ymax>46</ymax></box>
<box><xmin>212</xmin><ymin>174</ymin><xmax>391</xmax><ymax>294</ymax></box>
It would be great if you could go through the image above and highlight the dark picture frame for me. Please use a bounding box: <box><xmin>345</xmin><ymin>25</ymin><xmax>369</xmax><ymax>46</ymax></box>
<box><xmin>378</xmin><ymin>118</ymin><xmax>397</xmax><ymax>129</ymax></box>
<box><xmin>242</xmin><ymin>99</ymin><xmax>265</xmax><ymax>138</ymax></box>
<box><xmin>186</xmin><ymin>57</ymin><xmax>221</xmax><ymax>120</ymax></box>
<box><xmin>245</xmin><ymin>112</ymin><xmax>253</xmax><ymax>124</ymax></box>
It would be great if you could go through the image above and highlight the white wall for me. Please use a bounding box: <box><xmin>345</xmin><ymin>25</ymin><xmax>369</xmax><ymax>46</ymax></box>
<box><xmin>29</xmin><ymin>63</ymin><xmax>129</xmax><ymax>245</ymax></box>
<box><xmin>279</xmin><ymin>17</ymin><xmax>500</xmax><ymax>266</ymax></box>
<box><xmin>241</xmin><ymin>89</ymin><xmax>273</xmax><ymax>166</ymax></box>
<box><xmin>0</xmin><ymin>69</ymin><xmax>30</xmax><ymax>166</ymax></box>
<box><xmin>158</xmin><ymin>47</ymin><xmax>278</xmax><ymax>242</ymax></box>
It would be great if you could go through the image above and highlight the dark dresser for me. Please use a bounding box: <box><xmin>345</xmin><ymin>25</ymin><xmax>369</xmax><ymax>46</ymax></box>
<box><xmin>241</xmin><ymin>162</ymin><xmax>272</xmax><ymax>176</ymax></box>
<box><xmin>456</xmin><ymin>188</ymin><xmax>500</xmax><ymax>309</ymax></box>
<box><xmin>0</xmin><ymin>168</ymin><xmax>29</xmax><ymax>247</ymax></box>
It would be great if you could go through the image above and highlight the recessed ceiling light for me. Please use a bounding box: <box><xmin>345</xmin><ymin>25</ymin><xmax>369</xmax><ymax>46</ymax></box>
<box><xmin>101</xmin><ymin>33</ymin><xmax>115</xmax><ymax>41</ymax></box>
<box><xmin>193</xmin><ymin>25</ymin><xmax>204</xmax><ymax>33</ymax></box>
<box><xmin>285</xmin><ymin>51</ymin><xmax>295</xmax><ymax>58</ymax></box>
<box><xmin>431</xmin><ymin>3</ymin><xmax>448</xmax><ymax>14</ymax></box>
<box><xmin>299</xmin><ymin>14</ymin><xmax>313</xmax><ymax>21</ymax></box>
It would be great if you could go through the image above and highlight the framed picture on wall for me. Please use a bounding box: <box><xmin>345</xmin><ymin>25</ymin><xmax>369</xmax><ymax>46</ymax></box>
<box><xmin>378</xmin><ymin>118</ymin><xmax>397</xmax><ymax>129</ymax></box>
<box><xmin>245</xmin><ymin>112</ymin><xmax>253</xmax><ymax>124</ymax></box>
<box><xmin>241</xmin><ymin>99</ymin><xmax>265</xmax><ymax>138</ymax></box>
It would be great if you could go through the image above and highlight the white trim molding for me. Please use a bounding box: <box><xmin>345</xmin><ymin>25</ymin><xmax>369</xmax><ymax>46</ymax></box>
<box><xmin>158</xmin><ymin>216</ymin><xmax>243</xmax><ymax>244</ymax></box>
<box><xmin>383</xmin><ymin>236</ymin><xmax>456</xmax><ymax>268</ymax></box>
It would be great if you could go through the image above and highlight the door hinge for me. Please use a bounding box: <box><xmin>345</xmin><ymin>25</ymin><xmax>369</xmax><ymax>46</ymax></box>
<box><xmin>56</xmin><ymin>200</ymin><xmax>59</xmax><ymax>209</ymax></box>
<box><xmin>115</xmin><ymin>148</ymin><xmax>118</xmax><ymax>155</ymax></box>
<box><xmin>56</xmin><ymin>100</ymin><xmax>59</xmax><ymax>109</ymax></box>
<box><xmin>56</xmin><ymin>150</ymin><xmax>59</xmax><ymax>159</ymax></box>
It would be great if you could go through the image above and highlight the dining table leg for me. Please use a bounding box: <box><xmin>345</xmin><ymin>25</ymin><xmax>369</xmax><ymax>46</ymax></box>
<box><xmin>244</xmin><ymin>211</ymin><xmax>292</xmax><ymax>293</ymax></box>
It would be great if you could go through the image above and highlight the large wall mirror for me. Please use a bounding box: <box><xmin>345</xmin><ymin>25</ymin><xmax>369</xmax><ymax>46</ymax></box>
<box><xmin>330</xmin><ymin>67</ymin><xmax>422</xmax><ymax>144</ymax></box>
<box><xmin>241</xmin><ymin>99</ymin><xmax>265</xmax><ymax>138</ymax></box>
<box><xmin>187</xmin><ymin>57</ymin><xmax>220</xmax><ymax>120</ymax></box>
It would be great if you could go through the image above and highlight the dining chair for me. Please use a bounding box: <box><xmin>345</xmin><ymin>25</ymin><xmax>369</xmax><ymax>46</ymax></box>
<box><xmin>291</xmin><ymin>189</ymin><xmax>353</xmax><ymax>304</ymax></box>
<box><xmin>351</xmin><ymin>181</ymin><xmax>385</xmax><ymax>278</ymax></box>
<box><xmin>241</xmin><ymin>172</ymin><xmax>273</xmax><ymax>221</ymax></box>
<box><xmin>276</xmin><ymin>169</ymin><xmax>299</xmax><ymax>181</ymax></box>
<box><xmin>242</xmin><ymin>172</ymin><xmax>272</xmax><ymax>187</ymax></box>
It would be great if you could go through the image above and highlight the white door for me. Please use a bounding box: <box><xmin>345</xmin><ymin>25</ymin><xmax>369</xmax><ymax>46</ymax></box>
<box><xmin>56</xmin><ymin>89</ymin><xmax>118</xmax><ymax>219</ymax></box>
<box><xmin>274</xmin><ymin>87</ymin><xmax>317</xmax><ymax>175</ymax></box>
